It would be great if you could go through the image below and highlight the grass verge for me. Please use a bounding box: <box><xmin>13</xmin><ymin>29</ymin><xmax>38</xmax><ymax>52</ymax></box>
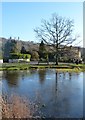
<box><xmin>0</xmin><ymin>63</ymin><xmax>85</xmax><ymax>71</ymax></box>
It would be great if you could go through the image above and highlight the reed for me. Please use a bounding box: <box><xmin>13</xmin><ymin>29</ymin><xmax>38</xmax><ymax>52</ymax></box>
<box><xmin>1</xmin><ymin>94</ymin><xmax>36</xmax><ymax>118</ymax></box>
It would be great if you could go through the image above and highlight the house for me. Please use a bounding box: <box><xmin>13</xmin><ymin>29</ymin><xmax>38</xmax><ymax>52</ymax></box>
<box><xmin>59</xmin><ymin>46</ymin><xmax>82</xmax><ymax>62</ymax></box>
<box><xmin>9</xmin><ymin>58</ymin><xmax>30</xmax><ymax>63</ymax></box>
<box><xmin>0</xmin><ymin>59</ymin><xmax>3</xmax><ymax>63</ymax></box>
<box><xmin>8</xmin><ymin>53</ymin><xmax>31</xmax><ymax>63</ymax></box>
<box><xmin>46</xmin><ymin>45</ymin><xmax>82</xmax><ymax>62</ymax></box>
<box><xmin>80</xmin><ymin>47</ymin><xmax>85</xmax><ymax>63</ymax></box>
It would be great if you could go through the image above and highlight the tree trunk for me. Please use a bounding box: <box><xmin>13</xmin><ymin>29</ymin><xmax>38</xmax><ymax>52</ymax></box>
<box><xmin>55</xmin><ymin>56</ymin><xmax>58</xmax><ymax>65</ymax></box>
<box><xmin>55</xmin><ymin>44</ymin><xmax>58</xmax><ymax>65</ymax></box>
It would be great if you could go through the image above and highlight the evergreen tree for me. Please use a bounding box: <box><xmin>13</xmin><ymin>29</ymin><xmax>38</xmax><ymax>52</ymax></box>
<box><xmin>10</xmin><ymin>40</ymin><xmax>17</xmax><ymax>53</ymax></box>
<box><xmin>39</xmin><ymin>41</ymin><xmax>48</xmax><ymax>61</ymax></box>
<box><xmin>21</xmin><ymin>46</ymin><xmax>26</xmax><ymax>54</ymax></box>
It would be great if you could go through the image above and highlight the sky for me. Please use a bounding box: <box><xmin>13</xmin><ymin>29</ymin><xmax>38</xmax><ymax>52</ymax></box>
<box><xmin>1</xmin><ymin>2</ymin><xmax>83</xmax><ymax>46</ymax></box>
<box><xmin>83</xmin><ymin>2</ymin><xmax>85</xmax><ymax>48</ymax></box>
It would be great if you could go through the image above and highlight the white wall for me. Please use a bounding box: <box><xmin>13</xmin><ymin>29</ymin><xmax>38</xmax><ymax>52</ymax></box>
<box><xmin>0</xmin><ymin>59</ymin><xmax>3</xmax><ymax>63</ymax></box>
<box><xmin>9</xmin><ymin>59</ymin><xmax>30</xmax><ymax>63</ymax></box>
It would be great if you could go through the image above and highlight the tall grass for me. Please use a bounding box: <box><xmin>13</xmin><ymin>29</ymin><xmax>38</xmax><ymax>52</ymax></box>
<box><xmin>1</xmin><ymin>94</ymin><xmax>37</xmax><ymax>118</ymax></box>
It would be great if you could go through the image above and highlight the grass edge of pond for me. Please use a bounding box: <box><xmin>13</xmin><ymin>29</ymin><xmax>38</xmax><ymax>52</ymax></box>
<box><xmin>0</xmin><ymin>63</ymin><xmax>85</xmax><ymax>72</ymax></box>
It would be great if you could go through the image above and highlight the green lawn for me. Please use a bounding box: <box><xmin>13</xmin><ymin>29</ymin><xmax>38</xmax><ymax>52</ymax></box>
<box><xmin>0</xmin><ymin>63</ymin><xmax>85</xmax><ymax>71</ymax></box>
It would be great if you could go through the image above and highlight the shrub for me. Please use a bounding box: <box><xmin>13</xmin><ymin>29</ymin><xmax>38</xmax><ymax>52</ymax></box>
<box><xmin>10</xmin><ymin>53</ymin><xmax>31</xmax><ymax>60</ymax></box>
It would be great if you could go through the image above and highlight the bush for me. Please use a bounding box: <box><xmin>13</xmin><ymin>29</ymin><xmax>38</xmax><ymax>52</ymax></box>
<box><xmin>10</xmin><ymin>53</ymin><xmax>31</xmax><ymax>60</ymax></box>
<box><xmin>31</xmin><ymin>51</ymin><xmax>39</xmax><ymax>61</ymax></box>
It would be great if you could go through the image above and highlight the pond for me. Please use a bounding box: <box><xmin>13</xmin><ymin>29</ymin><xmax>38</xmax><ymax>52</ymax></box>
<box><xmin>1</xmin><ymin>69</ymin><xmax>83</xmax><ymax>118</ymax></box>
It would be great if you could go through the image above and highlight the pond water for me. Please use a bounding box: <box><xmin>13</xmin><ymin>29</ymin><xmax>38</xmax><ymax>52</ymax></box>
<box><xmin>2</xmin><ymin>69</ymin><xmax>83</xmax><ymax>118</ymax></box>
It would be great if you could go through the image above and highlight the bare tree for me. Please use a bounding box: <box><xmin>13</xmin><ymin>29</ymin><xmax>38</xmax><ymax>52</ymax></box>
<box><xmin>34</xmin><ymin>13</ymin><xmax>78</xmax><ymax>65</ymax></box>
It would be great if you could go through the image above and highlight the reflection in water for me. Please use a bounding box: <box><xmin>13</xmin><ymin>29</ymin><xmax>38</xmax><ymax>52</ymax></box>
<box><xmin>38</xmin><ymin>69</ymin><xmax>46</xmax><ymax>84</ymax></box>
<box><xmin>3</xmin><ymin>71</ymin><xmax>19</xmax><ymax>87</ymax></box>
<box><xmin>63</xmin><ymin>72</ymin><xmax>66</xmax><ymax>80</ymax></box>
<box><xmin>62</xmin><ymin>72</ymin><xmax>72</xmax><ymax>80</ymax></box>
<box><xmin>20</xmin><ymin>70</ymin><xmax>31</xmax><ymax>80</ymax></box>
<box><xmin>68</xmin><ymin>73</ymin><xmax>72</xmax><ymax>80</ymax></box>
<box><xmin>2</xmin><ymin>69</ymin><xmax>83</xmax><ymax>118</ymax></box>
<box><xmin>53</xmin><ymin>72</ymin><xmax>58</xmax><ymax>109</ymax></box>
<box><xmin>55</xmin><ymin>72</ymin><xmax>58</xmax><ymax>91</ymax></box>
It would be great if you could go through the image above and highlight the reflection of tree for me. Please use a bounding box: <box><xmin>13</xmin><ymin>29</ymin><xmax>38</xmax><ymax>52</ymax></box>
<box><xmin>38</xmin><ymin>70</ymin><xmax>46</xmax><ymax>84</ymax></box>
<box><xmin>3</xmin><ymin>71</ymin><xmax>19</xmax><ymax>87</ymax></box>
<box><xmin>52</xmin><ymin>72</ymin><xmax>58</xmax><ymax>109</ymax></box>
<box><xmin>20</xmin><ymin>70</ymin><xmax>31</xmax><ymax>80</ymax></box>
<box><xmin>55</xmin><ymin>72</ymin><xmax>58</xmax><ymax>91</ymax></box>
<box><xmin>62</xmin><ymin>72</ymin><xmax>66</xmax><ymax>80</ymax></box>
<box><xmin>68</xmin><ymin>72</ymin><xmax>72</xmax><ymax>80</ymax></box>
<box><xmin>62</xmin><ymin>72</ymin><xmax>72</xmax><ymax>80</ymax></box>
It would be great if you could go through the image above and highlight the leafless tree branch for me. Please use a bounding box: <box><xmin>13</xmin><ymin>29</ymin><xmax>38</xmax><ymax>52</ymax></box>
<box><xmin>34</xmin><ymin>13</ymin><xmax>78</xmax><ymax>64</ymax></box>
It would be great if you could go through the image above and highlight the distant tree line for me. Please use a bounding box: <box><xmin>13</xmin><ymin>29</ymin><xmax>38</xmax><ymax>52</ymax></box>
<box><xmin>1</xmin><ymin>37</ymin><xmax>82</xmax><ymax>63</ymax></box>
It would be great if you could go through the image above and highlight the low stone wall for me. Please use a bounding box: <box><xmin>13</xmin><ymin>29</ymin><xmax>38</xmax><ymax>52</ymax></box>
<box><xmin>0</xmin><ymin>59</ymin><xmax>3</xmax><ymax>63</ymax></box>
<box><xmin>9</xmin><ymin>59</ymin><xmax>30</xmax><ymax>63</ymax></box>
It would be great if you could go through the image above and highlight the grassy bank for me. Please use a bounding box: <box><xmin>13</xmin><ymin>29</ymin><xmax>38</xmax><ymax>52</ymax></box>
<box><xmin>0</xmin><ymin>63</ymin><xmax>30</xmax><ymax>71</ymax></box>
<box><xmin>0</xmin><ymin>63</ymin><xmax>85</xmax><ymax>72</ymax></box>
